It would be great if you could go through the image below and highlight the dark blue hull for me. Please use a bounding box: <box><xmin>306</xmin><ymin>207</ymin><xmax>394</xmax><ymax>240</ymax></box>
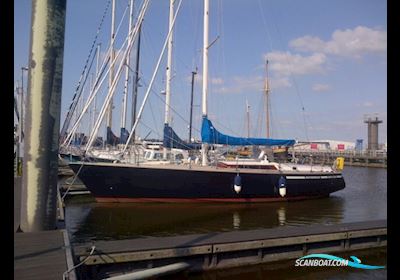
<box><xmin>69</xmin><ymin>162</ymin><xmax>345</xmax><ymax>202</ymax></box>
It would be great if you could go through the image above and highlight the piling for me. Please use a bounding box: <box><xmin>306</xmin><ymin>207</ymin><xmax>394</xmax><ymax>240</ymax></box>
<box><xmin>20</xmin><ymin>0</ymin><xmax>67</xmax><ymax>232</ymax></box>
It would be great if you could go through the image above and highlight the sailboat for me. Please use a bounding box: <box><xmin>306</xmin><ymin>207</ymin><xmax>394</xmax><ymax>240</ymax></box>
<box><xmin>59</xmin><ymin>0</ymin><xmax>144</xmax><ymax>163</ymax></box>
<box><xmin>69</xmin><ymin>0</ymin><xmax>345</xmax><ymax>203</ymax></box>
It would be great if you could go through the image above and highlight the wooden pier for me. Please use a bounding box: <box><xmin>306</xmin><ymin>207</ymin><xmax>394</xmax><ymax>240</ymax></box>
<box><xmin>14</xmin><ymin>230</ymin><xmax>76</xmax><ymax>280</ymax></box>
<box><xmin>14</xmin><ymin>177</ymin><xmax>77</xmax><ymax>280</ymax></box>
<box><xmin>59</xmin><ymin>165</ymin><xmax>75</xmax><ymax>177</ymax></box>
<box><xmin>74</xmin><ymin>220</ymin><xmax>386</xmax><ymax>279</ymax></box>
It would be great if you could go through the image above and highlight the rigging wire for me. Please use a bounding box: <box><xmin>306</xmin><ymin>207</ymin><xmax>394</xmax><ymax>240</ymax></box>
<box><xmin>62</xmin><ymin>1</ymin><xmax>131</xmax><ymax>148</ymax></box>
<box><xmin>66</xmin><ymin>0</ymin><xmax>148</xmax><ymax>149</ymax></box>
<box><xmin>114</xmin><ymin>4</ymin><xmax>130</xmax><ymax>45</ymax></box>
<box><xmin>256</xmin><ymin>0</ymin><xmax>274</xmax><ymax>54</ymax></box>
<box><xmin>60</xmin><ymin>0</ymin><xmax>112</xmax><ymax>139</ymax></box>
<box><xmin>216</xmin><ymin>0</ymin><xmax>226</xmax><ymax>83</ymax></box>
<box><xmin>210</xmin><ymin>0</ymin><xmax>232</xmax><ymax>135</ymax></box>
<box><xmin>256</xmin><ymin>0</ymin><xmax>309</xmax><ymax>141</ymax></box>
<box><xmin>139</xmin><ymin>76</ymin><xmax>202</xmax><ymax>135</ymax></box>
<box><xmin>191</xmin><ymin>0</ymin><xmax>201</xmax><ymax>71</ymax></box>
<box><xmin>121</xmin><ymin>0</ymin><xmax>183</xmax><ymax>153</ymax></box>
<box><xmin>144</xmin><ymin>70</ymin><xmax>245</xmax><ymax>140</ymax></box>
<box><xmin>269</xmin><ymin>90</ymin><xmax>277</xmax><ymax>137</ymax></box>
<box><xmin>255</xmin><ymin>93</ymin><xmax>263</xmax><ymax>137</ymax></box>
<box><xmin>147</xmin><ymin>98</ymin><xmax>162</xmax><ymax>139</ymax></box>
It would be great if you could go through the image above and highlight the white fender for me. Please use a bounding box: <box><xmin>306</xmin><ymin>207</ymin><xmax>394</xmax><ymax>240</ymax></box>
<box><xmin>279</xmin><ymin>187</ymin><xmax>286</xmax><ymax>197</ymax></box>
<box><xmin>234</xmin><ymin>184</ymin><xmax>241</xmax><ymax>194</ymax></box>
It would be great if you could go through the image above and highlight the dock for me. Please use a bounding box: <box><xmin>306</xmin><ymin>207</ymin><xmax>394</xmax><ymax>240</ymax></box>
<box><xmin>59</xmin><ymin>165</ymin><xmax>75</xmax><ymax>176</ymax></box>
<box><xmin>14</xmin><ymin>177</ymin><xmax>77</xmax><ymax>280</ymax></box>
<box><xmin>14</xmin><ymin>230</ymin><xmax>76</xmax><ymax>280</ymax></box>
<box><xmin>57</xmin><ymin>164</ymin><xmax>90</xmax><ymax>197</ymax></box>
<box><xmin>74</xmin><ymin>220</ymin><xmax>386</xmax><ymax>279</ymax></box>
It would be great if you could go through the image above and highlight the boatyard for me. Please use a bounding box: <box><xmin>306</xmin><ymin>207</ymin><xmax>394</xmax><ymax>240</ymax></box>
<box><xmin>14</xmin><ymin>0</ymin><xmax>387</xmax><ymax>279</ymax></box>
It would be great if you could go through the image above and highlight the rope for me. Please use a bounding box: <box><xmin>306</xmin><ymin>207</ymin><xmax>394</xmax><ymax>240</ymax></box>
<box><xmin>61</xmin><ymin>163</ymin><xmax>85</xmax><ymax>201</ymax></box>
<box><xmin>62</xmin><ymin>245</ymin><xmax>96</xmax><ymax>280</ymax></box>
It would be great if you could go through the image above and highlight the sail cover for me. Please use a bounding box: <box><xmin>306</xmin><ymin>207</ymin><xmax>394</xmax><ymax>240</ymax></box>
<box><xmin>163</xmin><ymin>124</ymin><xmax>202</xmax><ymax>150</ymax></box>
<box><xmin>201</xmin><ymin>117</ymin><xmax>295</xmax><ymax>146</ymax></box>
<box><xmin>120</xmin><ymin>127</ymin><xmax>130</xmax><ymax>144</ymax></box>
<box><xmin>106</xmin><ymin>127</ymin><xmax>120</xmax><ymax>146</ymax></box>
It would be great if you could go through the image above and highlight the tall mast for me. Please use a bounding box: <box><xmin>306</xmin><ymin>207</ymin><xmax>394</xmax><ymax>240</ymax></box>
<box><xmin>93</xmin><ymin>43</ymin><xmax>101</xmax><ymax>138</ymax></box>
<box><xmin>85</xmin><ymin>0</ymin><xmax>151</xmax><ymax>152</ymax></box>
<box><xmin>121</xmin><ymin>0</ymin><xmax>135</xmax><ymax>142</ymax></box>
<box><xmin>201</xmin><ymin>0</ymin><xmax>209</xmax><ymax>166</ymax></box>
<box><xmin>189</xmin><ymin>69</ymin><xmax>197</xmax><ymax>142</ymax></box>
<box><xmin>164</xmin><ymin>0</ymin><xmax>175</xmax><ymax>158</ymax></box>
<box><xmin>121</xmin><ymin>0</ymin><xmax>182</xmax><ymax>153</ymax></box>
<box><xmin>264</xmin><ymin>59</ymin><xmax>270</xmax><ymax>138</ymax></box>
<box><xmin>131</xmin><ymin>26</ymin><xmax>141</xmax><ymax>143</ymax></box>
<box><xmin>106</xmin><ymin>0</ymin><xmax>116</xmax><ymax>137</ymax></box>
<box><xmin>164</xmin><ymin>0</ymin><xmax>175</xmax><ymax>126</ymax></box>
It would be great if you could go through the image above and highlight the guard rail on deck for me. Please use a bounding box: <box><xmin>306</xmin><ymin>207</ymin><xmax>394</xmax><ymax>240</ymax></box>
<box><xmin>290</xmin><ymin>149</ymin><xmax>387</xmax><ymax>158</ymax></box>
<box><xmin>289</xmin><ymin>149</ymin><xmax>387</xmax><ymax>168</ymax></box>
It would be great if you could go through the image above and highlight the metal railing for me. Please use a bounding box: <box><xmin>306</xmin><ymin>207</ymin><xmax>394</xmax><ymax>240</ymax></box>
<box><xmin>290</xmin><ymin>149</ymin><xmax>387</xmax><ymax>158</ymax></box>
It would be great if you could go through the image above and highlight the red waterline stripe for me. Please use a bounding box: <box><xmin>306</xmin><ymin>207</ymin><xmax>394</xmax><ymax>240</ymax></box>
<box><xmin>95</xmin><ymin>195</ymin><xmax>327</xmax><ymax>203</ymax></box>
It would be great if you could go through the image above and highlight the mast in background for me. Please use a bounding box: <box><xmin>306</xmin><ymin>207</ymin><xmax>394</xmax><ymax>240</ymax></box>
<box><xmin>163</xmin><ymin>0</ymin><xmax>175</xmax><ymax>158</ymax></box>
<box><xmin>92</xmin><ymin>43</ymin><xmax>101</xmax><ymax>139</ymax></box>
<box><xmin>264</xmin><ymin>59</ymin><xmax>271</xmax><ymax>138</ymax></box>
<box><xmin>130</xmin><ymin>26</ymin><xmax>141</xmax><ymax>143</ymax></box>
<box><xmin>106</xmin><ymin>0</ymin><xmax>116</xmax><ymax>143</ymax></box>
<box><xmin>189</xmin><ymin>69</ymin><xmax>197</xmax><ymax>142</ymax></box>
<box><xmin>120</xmin><ymin>0</ymin><xmax>135</xmax><ymax>143</ymax></box>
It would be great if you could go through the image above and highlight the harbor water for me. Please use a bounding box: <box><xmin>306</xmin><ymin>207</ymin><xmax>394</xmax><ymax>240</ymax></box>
<box><xmin>64</xmin><ymin>166</ymin><xmax>387</xmax><ymax>278</ymax></box>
